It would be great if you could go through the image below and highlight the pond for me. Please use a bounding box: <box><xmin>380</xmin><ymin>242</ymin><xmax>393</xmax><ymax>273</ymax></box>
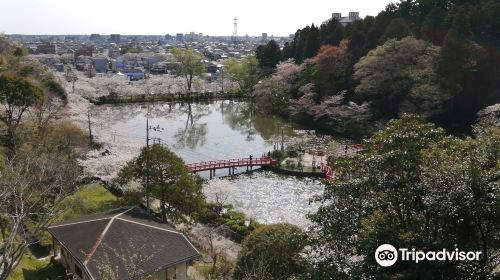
<box><xmin>92</xmin><ymin>100</ymin><xmax>337</xmax><ymax>227</ymax></box>
<box><xmin>204</xmin><ymin>172</ymin><xmax>324</xmax><ymax>227</ymax></box>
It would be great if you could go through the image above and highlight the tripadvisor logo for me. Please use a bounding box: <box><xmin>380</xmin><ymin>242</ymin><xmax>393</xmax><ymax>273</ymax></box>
<box><xmin>375</xmin><ymin>244</ymin><xmax>482</xmax><ymax>267</ymax></box>
<box><xmin>375</xmin><ymin>244</ymin><xmax>398</xmax><ymax>267</ymax></box>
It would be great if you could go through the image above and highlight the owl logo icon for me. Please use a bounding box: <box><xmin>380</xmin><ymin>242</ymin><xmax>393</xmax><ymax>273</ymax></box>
<box><xmin>375</xmin><ymin>244</ymin><xmax>398</xmax><ymax>267</ymax></box>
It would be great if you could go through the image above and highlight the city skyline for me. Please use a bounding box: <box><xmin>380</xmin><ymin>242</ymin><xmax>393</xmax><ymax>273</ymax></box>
<box><xmin>1</xmin><ymin>0</ymin><xmax>392</xmax><ymax>36</ymax></box>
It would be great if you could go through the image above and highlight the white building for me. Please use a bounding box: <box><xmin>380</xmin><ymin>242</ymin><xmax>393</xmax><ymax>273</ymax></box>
<box><xmin>324</xmin><ymin>12</ymin><xmax>361</xmax><ymax>26</ymax></box>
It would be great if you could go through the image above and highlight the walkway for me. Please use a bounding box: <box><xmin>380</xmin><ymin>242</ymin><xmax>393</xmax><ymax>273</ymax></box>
<box><xmin>185</xmin><ymin>144</ymin><xmax>364</xmax><ymax>180</ymax></box>
<box><xmin>186</xmin><ymin>157</ymin><xmax>277</xmax><ymax>178</ymax></box>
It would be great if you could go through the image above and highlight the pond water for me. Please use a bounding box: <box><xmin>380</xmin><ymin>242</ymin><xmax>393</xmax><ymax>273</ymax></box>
<box><xmin>93</xmin><ymin>100</ymin><xmax>334</xmax><ymax>227</ymax></box>
<box><xmin>204</xmin><ymin>172</ymin><xmax>324</xmax><ymax>227</ymax></box>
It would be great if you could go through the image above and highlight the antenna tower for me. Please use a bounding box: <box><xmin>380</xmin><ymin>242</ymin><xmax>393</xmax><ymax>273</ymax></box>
<box><xmin>233</xmin><ymin>16</ymin><xmax>238</xmax><ymax>39</ymax></box>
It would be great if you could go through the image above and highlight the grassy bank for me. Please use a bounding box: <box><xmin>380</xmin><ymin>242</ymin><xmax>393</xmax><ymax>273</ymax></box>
<box><xmin>56</xmin><ymin>183</ymin><xmax>120</xmax><ymax>222</ymax></box>
<box><xmin>10</xmin><ymin>184</ymin><xmax>120</xmax><ymax>279</ymax></box>
<box><xmin>7</xmin><ymin>253</ymin><xmax>65</xmax><ymax>280</ymax></box>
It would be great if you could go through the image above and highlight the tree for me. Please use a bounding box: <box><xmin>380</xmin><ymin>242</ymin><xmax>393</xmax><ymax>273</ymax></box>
<box><xmin>233</xmin><ymin>223</ymin><xmax>308</xmax><ymax>280</ymax></box>
<box><xmin>379</xmin><ymin>17</ymin><xmax>411</xmax><ymax>44</ymax></box>
<box><xmin>420</xmin><ymin>7</ymin><xmax>448</xmax><ymax>45</ymax></box>
<box><xmin>308</xmin><ymin>115</ymin><xmax>447</xmax><ymax>279</ymax></box>
<box><xmin>320</xmin><ymin>20</ymin><xmax>345</xmax><ymax>46</ymax></box>
<box><xmin>0</xmin><ymin>129</ymin><xmax>83</xmax><ymax>280</ymax></box>
<box><xmin>12</xmin><ymin>47</ymin><xmax>25</xmax><ymax>58</ymax></box>
<box><xmin>0</xmin><ymin>75</ymin><xmax>43</xmax><ymax>151</ymax></box>
<box><xmin>251</xmin><ymin>0</ymin><xmax>500</xmax><ymax>137</ymax></box>
<box><xmin>198</xmin><ymin>225</ymin><xmax>233</xmax><ymax>280</ymax></box>
<box><xmin>303</xmin><ymin>24</ymin><xmax>321</xmax><ymax>59</ymax></box>
<box><xmin>28</xmin><ymin>97</ymin><xmax>63</xmax><ymax>133</ymax></box>
<box><xmin>252</xmin><ymin>60</ymin><xmax>303</xmax><ymax>116</ymax></box>
<box><xmin>419</xmin><ymin>124</ymin><xmax>500</xmax><ymax>279</ymax></box>
<box><xmin>330</xmin><ymin>24</ymin><xmax>345</xmax><ymax>46</ymax></box>
<box><xmin>118</xmin><ymin>144</ymin><xmax>204</xmax><ymax>223</ymax></box>
<box><xmin>313</xmin><ymin>40</ymin><xmax>350</xmax><ymax>98</ymax></box>
<box><xmin>224</xmin><ymin>56</ymin><xmax>260</xmax><ymax>93</ymax></box>
<box><xmin>434</xmin><ymin>5</ymin><xmax>499</xmax><ymax>133</ymax></box>
<box><xmin>354</xmin><ymin>37</ymin><xmax>449</xmax><ymax>119</ymax></box>
<box><xmin>308</xmin><ymin>114</ymin><xmax>500</xmax><ymax>279</ymax></box>
<box><xmin>347</xmin><ymin>27</ymin><xmax>366</xmax><ymax>59</ymax></box>
<box><xmin>438</xmin><ymin>29</ymin><xmax>467</xmax><ymax>87</ymax></box>
<box><xmin>255</xmin><ymin>40</ymin><xmax>281</xmax><ymax>70</ymax></box>
<box><xmin>171</xmin><ymin>48</ymin><xmax>205</xmax><ymax>93</ymax></box>
<box><xmin>0</xmin><ymin>55</ymin><xmax>6</xmax><ymax>72</ymax></box>
<box><xmin>294</xmin><ymin>26</ymin><xmax>309</xmax><ymax>62</ymax></box>
<box><xmin>361</xmin><ymin>11</ymin><xmax>393</xmax><ymax>54</ymax></box>
<box><xmin>281</xmin><ymin>42</ymin><xmax>293</xmax><ymax>60</ymax></box>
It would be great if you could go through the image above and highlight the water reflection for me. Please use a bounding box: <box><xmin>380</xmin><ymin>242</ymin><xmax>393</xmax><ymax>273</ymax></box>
<box><xmin>173</xmin><ymin>103</ymin><xmax>209</xmax><ymax>149</ymax></box>
<box><xmin>93</xmin><ymin>100</ymin><xmax>333</xmax><ymax>226</ymax></box>
<box><xmin>95</xmin><ymin>100</ymin><xmax>306</xmax><ymax>163</ymax></box>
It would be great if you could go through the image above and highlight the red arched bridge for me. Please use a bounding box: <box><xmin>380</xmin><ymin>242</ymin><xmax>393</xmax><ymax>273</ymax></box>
<box><xmin>185</xmin><ymin>144</ymin><xmax>364</xmax><ymax>180</ymax></box>
<box><xmin>186</xmin><ymin>156</ymin><xmax>278</xmax><ymax>179</ymax></box>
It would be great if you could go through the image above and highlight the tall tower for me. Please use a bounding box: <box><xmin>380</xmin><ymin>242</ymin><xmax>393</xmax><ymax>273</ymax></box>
<box><xmin>233</xmin><ymin>17</ymin><xmax>238</xmax><ymax>40</ymax></box>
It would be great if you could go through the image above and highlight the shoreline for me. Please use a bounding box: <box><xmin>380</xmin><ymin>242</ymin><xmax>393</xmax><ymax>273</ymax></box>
<box><xmin>88</xmin><ymin>91</ymin><xmax>250</xmax><ymax>105</ymax></box>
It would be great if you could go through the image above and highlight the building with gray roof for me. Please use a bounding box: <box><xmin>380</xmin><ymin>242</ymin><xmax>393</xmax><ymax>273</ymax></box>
<box><xmin>47</xmin><ymin>206</ymin><xmax>200</xmax><ymax>280</ymax></box>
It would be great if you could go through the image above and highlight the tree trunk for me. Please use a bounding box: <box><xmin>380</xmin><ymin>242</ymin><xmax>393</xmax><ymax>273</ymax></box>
<box><xmin>160</xmin><ymin>175</ymin><xmax>166</xmax><ymax>222</ymax></box>
<box><xmin>210</xmin><ymin>255</ymin><xmax>218</xmax><ymax>279</ymax></box>
<box><xmin>188</xmin><ymin>75</ymin><xmax>193</xmax><ymax>92</ymax></box>
<box><xmin>0</xmin><ymin>216</ymin><xmax>7</xmax><ymax>241</ymax></box>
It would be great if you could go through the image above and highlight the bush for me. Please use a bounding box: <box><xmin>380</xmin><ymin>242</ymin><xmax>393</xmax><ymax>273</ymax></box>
<box><xmin>119</xmin><ymin>189</ymin><xmax>143</xmax><ymax>206</ymax></box>
<box><xmin>43</xmin><ymin>78</ymin><xmax>66</xmax><ymax>100</ymax></box>
<box><xmin>233</xmin><ymin>224</ymin><xmax>309</xmax><ymax>280</ymax></box>
<box><xmin>199</xmin><ymin>203</ymin><xmax>259</xmax><ymax>241</ymax></box>
<box><xmin>19</xmin><ymin>66</ymin><xmax>35</xmax><ymax>76</ymax></box>
<box><xmin>198</xmin><ymin>202</ymin><xmax>220</xmax><ymax>224</ymax></box>
<box><xmin>270</xmin><ymin>150</ymin><xmax>287</xmax><ymax>163</ymax></box>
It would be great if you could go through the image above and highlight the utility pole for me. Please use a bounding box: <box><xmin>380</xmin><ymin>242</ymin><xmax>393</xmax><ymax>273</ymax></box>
<box><xmin>280</xmin><ymin>128</ymin><xmax>284</xmax><ymax>151</ymax></box>
<box><xmin>87</xmin><ymin>111</ymin><xmax>93</xmax><ymax>148</ymax></box>
<box><xmin>145</xmin><ymin>118</ymin><xmax>150</xmax><ymax>212</ymax></box>
<box><xmin>221</xmin><ymin>66</ymin><xmax>224</xmax><ymax>93</ymax></box>
<box><xmin>144</xmin><ymin>117</ymin><xmax>164</xmax><ymax>213</ymax></box>
<box><xmin>146</xmin><ymin>118</ymin><xmax>150</xmax><ymax>148</ymax></box>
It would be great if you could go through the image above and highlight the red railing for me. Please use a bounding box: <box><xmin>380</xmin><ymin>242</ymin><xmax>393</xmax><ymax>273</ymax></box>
<box><xmin>325</xmin><ymin>144</ymin><xmax>365</xmax><ymax>180</ymax></box>
<box><xmin>185</xmin><ymin>144</ymin><xmax>364</xmax><ymax>178</ymax></box>
<box><xmin>322</xmin><ymin>164</ymin><xmax>334</xmax><ymax>180</ymax></box>
<box><xmin>186</xmin><ymin>156</ymin><xmax>277</xmax><ymax>173</ymax></box>
<box><xmin>340</xmin><ymin>144</ymin><xmax>364</xmax><ymax>155</ymax></box>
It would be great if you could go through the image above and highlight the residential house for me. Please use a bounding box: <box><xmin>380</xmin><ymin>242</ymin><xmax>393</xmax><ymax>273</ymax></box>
<box><xmin>122</xmin><ymin>68</ymin><xmax>145</xmax><ymax>80</ymax></box>
<box><xmin>47</xmin><ymin>206</ymin><xmax>200</xmax><ymax>280</ymax></box>
<box><xmin>35</xmin><ymin>42</ymin><xmax>56</xmax><ymax>54</ymax></box>
<box><xmin>92</xmin><ymin>57</ymin><xmax>108</xmax><ymax>73</ymax></box>
<box><xmin>74</xmin><ymin>46</ymin><xmax>93</xmax><ymax>59</ymax></box>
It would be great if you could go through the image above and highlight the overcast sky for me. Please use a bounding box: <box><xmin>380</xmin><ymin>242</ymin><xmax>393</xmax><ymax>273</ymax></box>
<box><xmin>1</xmin><ymin>0</ymin><xmax>393</xmax><ymax>36</ymax></box>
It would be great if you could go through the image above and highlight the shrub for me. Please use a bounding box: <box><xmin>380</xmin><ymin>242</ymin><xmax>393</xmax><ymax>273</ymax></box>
<box><xmin>233</xmin><ymin>224</ymin><xmax>308</xmax><ymax>280</ymax></box>
<box><xmin>43</xmin><ymin>78</ymin><xmax>67</xmax><ymax>100</ymax></box>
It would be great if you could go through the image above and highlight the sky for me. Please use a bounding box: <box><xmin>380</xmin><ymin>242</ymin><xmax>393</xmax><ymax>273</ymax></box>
<box><xmin>0</xmin><ymin>0</ymin><xmax>393</xmax><ymax>36</ymax></box>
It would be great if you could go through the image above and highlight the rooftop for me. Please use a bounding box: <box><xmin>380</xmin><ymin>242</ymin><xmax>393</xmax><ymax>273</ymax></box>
<box><xmin>48</xmin><ymin>206</ymin><xmax>199</xmax><ymax>280</ymax></box>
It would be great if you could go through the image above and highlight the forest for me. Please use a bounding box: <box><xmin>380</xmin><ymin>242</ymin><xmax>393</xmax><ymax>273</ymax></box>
<box><xmin>254</xmin><ymin>0</ymin><xmax>500</xmax><ymax>138</ymax></box>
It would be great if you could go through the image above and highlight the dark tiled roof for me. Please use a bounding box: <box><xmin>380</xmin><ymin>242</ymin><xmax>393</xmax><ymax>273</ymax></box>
<box><xmin>48</xmin><ymin>206</ymin><xmax>199</xmax><ymax>280</ymax></box>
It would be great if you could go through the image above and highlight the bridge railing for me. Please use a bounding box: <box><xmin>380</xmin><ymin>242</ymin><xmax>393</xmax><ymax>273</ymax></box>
<box><xmin>186</xmin><ymin>144</ymin><xmax>364</xmax><ymax>175</ymax></box>
<box><xmin>186</xmin><ymin>156</ymin><xmax>275</xmax><ymax>172</ymax></box>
